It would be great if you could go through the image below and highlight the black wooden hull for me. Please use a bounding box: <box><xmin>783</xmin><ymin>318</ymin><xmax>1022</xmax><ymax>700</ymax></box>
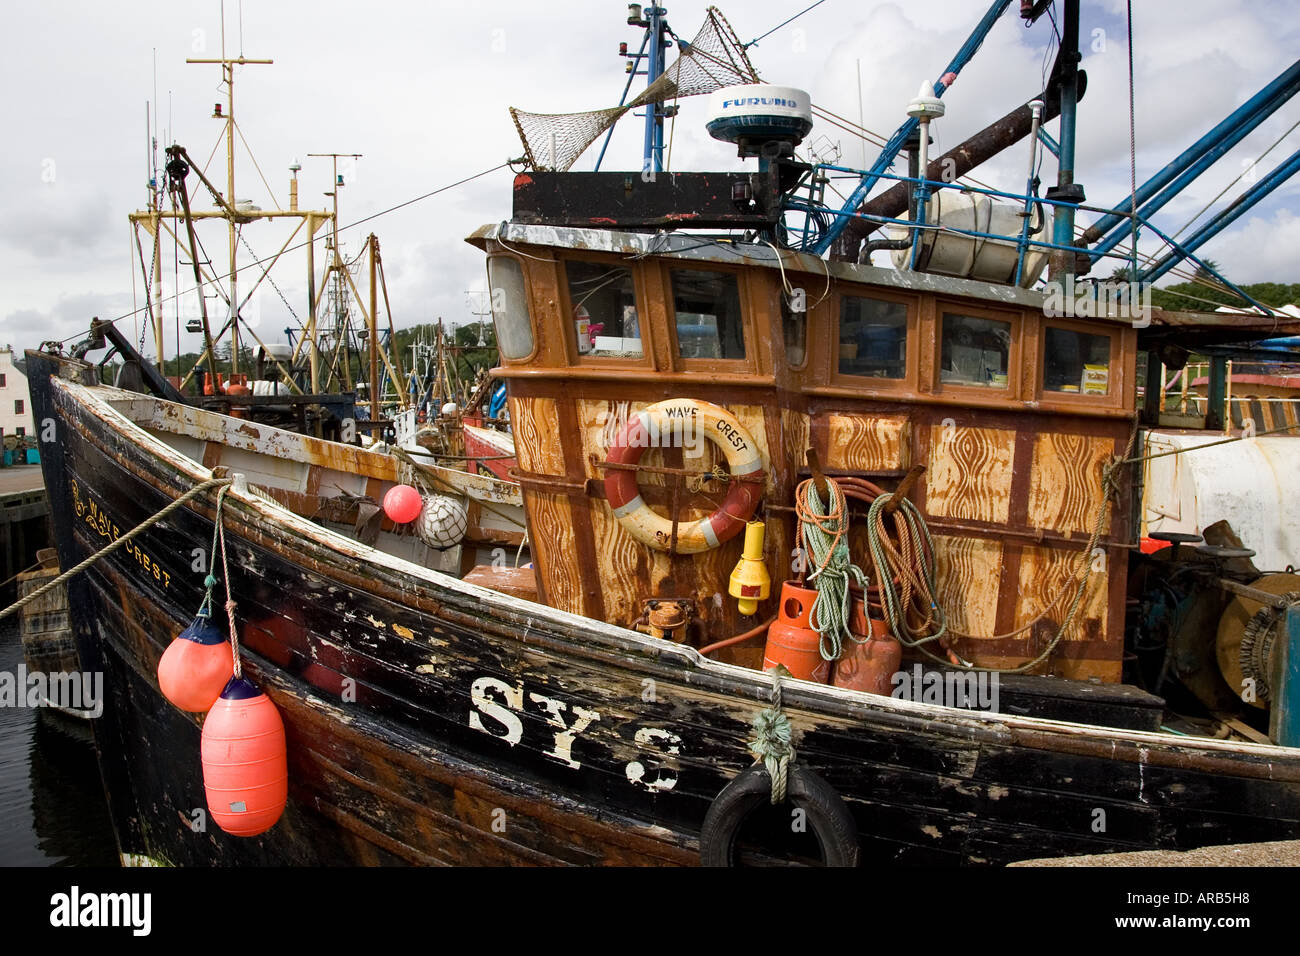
<box><xmin>27</xmin><ymin>353</ymin><xmax>1300</xmax><ymax>866</ymax></box>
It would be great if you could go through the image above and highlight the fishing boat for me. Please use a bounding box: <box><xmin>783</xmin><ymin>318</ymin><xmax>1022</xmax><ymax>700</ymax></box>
<box><xmin>20</xmin><ymin>1</ymin><xmax>1300</xmax><ymax>866</ymax></box>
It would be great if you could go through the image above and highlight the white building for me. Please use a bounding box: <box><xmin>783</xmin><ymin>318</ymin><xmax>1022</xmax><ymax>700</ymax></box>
<box><xmin>0</xmin><ymin>346</ymin><xmax>35</xmax><ymax>439</ymax></box>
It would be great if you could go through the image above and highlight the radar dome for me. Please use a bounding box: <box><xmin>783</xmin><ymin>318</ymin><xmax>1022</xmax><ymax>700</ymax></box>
<box><xmin>706</xmin><ymin>84</ymin><xmax>812</xmax><ymax>157</ymax></box>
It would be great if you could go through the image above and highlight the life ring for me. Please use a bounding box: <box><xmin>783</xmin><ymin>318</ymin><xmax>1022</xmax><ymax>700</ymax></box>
<box><xmin>604</xmin><ymin>399</ymin><xmax>763</xmax><ymax>554</ymax></box>
<box><xmin>699</xmin><ymin>763</ymin><xmax>859</xmax><ymax>867</ymax></box>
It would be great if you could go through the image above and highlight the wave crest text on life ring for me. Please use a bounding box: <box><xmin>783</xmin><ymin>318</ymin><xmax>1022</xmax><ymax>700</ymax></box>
<box><xmin>604</xmin><ymin>399</ymin><xmax>763</xmax><ymax>554</ymax></box>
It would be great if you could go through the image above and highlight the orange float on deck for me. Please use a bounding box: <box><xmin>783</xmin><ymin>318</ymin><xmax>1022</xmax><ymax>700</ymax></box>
<box><xmin>201</xmin><ymin>677</ymin><xmax>288</xmax><ymax>837</ymax></box>
<box><xmin>762</xmin><ymin>581</ymin><xmax>830</xmax><ymax>683</ymax></box>
<box><xmin>157</xmin><ymin>612</ymin><xmax>234</xmax><ymax>713</ymax></box>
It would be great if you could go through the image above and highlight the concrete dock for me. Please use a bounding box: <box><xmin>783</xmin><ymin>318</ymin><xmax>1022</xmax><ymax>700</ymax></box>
<box><xmin>1</xmin><ymin>465</ymin><xmax>50</xmax><ymax>598</ymax></box>
<box><xmin>1011</xmin><ymin>838</ymin><xmax>1300</xmax><ymax>866</ymax></box>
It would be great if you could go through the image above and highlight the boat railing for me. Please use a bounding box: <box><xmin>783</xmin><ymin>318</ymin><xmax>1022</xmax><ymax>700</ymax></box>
<box><xmin>782</xmin><ymin>163</ymin><xmax>1275</xmax><ymax>315</ymax></box>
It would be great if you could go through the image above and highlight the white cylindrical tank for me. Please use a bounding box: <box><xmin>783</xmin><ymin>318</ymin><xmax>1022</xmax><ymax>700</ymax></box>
<box><xmin>1143</xmin><ymin>432</ymin><xmax>1300</xmax><ymax>569</ymax></box>
<box><xmin>889</xmin><ymin>191</ymin><xmax>1051</xmax><ymax>288</ymax></box>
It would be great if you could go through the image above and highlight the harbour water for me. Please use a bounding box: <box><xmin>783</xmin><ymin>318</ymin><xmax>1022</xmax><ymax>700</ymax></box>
<box><xmin>0</xmin><ymin>617</ymin><xmax>117</xmax><ymax>866</ymax></box>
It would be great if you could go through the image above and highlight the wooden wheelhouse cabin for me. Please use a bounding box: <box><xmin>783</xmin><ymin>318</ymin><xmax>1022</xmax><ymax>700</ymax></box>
<box><xmin>468</xmin><ymin>223</ymin><xmax>1137</xmax><ymax>682</ymax></box>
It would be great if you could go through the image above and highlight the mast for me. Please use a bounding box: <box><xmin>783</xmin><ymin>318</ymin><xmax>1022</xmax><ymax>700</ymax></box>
<box><xmin>625</xmin><ymin>4</ymin><xmax>673</xmax><ymax>174</ymax></box>
<box><xmin>368</xmin><ymin>233</ymin><xmax>379</xmax><ymax>423</ymax></box>
<box><xmin>130</xmin><ymin>53</ymin><xmax>331</xmax><ymax>396</ymax></box>
<box><xmin>183</xmin><ymin>54</ymin><xmax>273</xmax><ymax>375</ymax></box>
<box><xmin>1047</xmin><ymin>0</ymin><xmax>1083</xmax><ymax>279</ymax></box>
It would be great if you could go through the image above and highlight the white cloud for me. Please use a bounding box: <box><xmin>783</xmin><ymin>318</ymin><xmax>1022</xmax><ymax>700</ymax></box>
<box><xmin>2</xmin><ymin>0</ymin><xmax>1299</xmax><ymax>359</ymax></box>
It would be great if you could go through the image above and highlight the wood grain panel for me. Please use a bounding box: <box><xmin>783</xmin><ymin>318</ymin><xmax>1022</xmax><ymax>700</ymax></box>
<box><xmin>925</xmin><ymin>424</ymin><xmax>1015</xmax><ymax>524</ymax></box>
<box><xmin>1028</xmin><ymin>432</ymin><xmax>1114</xmax><ymax>535</ymax></box>
<box><xmin>580</xmin><ymin>399</ymin><xmax>631</xmax><ymax>481</ymax></box>
<box><xmin>1015</xmin><ymin>544</ymin><xmax>1108</xmax><ymax>643</ymax></box>
<box><xmin>932</xmin><ymin>534</ymin><xmax>1002</xmax><ymax>639</ymax></box>
<box><xmin>589</xmin><ymin>504</ymin><xmax>650</xmax><ymax>626</ymax></box>
<box><xmin>511</xmin><ymin>396</ymin><xmax>564</xmax><ymax>477</ymax></box>
<box><xmin>525</xmin><ymin>492</ymin><xmax>582</xmax><ymax>615</ymax></box>
<box><xmin>823</xmin><ymin>414</ymin><xmax>911</xmax><ymax>471</ymax></box>
<box><xmin>780</xmin><ymin>408</ymin><xmax>810</xmax><ymax>472</ymax></box>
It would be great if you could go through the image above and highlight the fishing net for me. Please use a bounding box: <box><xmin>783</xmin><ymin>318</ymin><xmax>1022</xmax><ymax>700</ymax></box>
<box><xmin>509</xmin><ymin>5</ymin><xmax>760</xmax><ymax>172</ymax></box>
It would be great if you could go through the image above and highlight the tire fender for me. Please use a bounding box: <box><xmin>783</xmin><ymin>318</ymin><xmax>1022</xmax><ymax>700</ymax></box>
<box><xmin>699</xmin><ymin>763</ymin><xmax>859</xmax><ymax>867</ymax></box>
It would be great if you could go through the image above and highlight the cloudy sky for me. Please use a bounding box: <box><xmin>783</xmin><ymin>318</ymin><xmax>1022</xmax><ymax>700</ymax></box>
<box><xmin>2</xmin><ymin>0</ymin><xmax>1298</xmax><ymax>361</ymax></box>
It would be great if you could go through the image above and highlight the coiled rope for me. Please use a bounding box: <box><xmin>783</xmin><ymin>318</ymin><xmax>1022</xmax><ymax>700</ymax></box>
<box><xmin>865</xmin><ymin>491</ymin><xmax>948</xmax><ymax>650</ymax></box>
<box><xmin>794</xmin><ymin>478</ymin><xmax>868</xmax><ymax>662</ymax></box>
<box><xmin>0</xmin><ymin>476</ymin><xmax>233</xmax><ymax>622</ymax></box>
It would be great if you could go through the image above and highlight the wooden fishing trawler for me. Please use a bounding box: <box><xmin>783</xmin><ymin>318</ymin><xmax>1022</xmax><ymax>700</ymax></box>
<box><xmin>20</xmin><ymin>1</ymin><xmax>1300</xmax><ymax>866</ymax></box>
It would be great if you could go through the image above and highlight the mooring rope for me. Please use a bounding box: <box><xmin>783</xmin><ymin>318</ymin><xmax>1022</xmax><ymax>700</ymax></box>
<box><xmin>750</xmin><ymin>671</ymin><xmax>795</xmax><ymax>804</ymax></box>
<box><xmin>208</xmin><ymin>483</ymin><xmax>243</xmax><ymax>679</ymax></box>
<box><xmin>0</xmin><ymin>477</ymin><xmax>233</xmax><ymax>622</ymax></box>
<box><xmin>794</xmin><ymin>477</ymin><xmax>868</xmax><ymax>662</ymax></box>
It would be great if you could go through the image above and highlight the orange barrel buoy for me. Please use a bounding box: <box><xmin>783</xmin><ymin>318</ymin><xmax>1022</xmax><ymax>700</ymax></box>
<box><xmin>832</xmin><ymin>595</ymin><xmax>902</xmax><ymax>696</ymax></box>
<box><xmin>762</xmin><ymin>581</ymin><xmax>831</xmax><ymax>683</ymax></box>
<box><xmin>157</xmin><ymin>612</ymin><xmax>234</xmax><ymax>712</ymax></box>
<box><xmin>201</xmin><ymin>676</ymin><xmax>288</xmax><ymax>837</ymax></box>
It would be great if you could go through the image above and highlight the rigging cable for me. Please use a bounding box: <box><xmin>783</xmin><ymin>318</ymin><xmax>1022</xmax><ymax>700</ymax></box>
<box><xmin>743</xmin><ymin>0</ymin><xmax>828</xmax><ymax>49</ymax></box>
<box><xmin>57</xmin><ymin>162</ymin><xmax>512</xmax><ymax>345</ymax></box>
<box><xmin>1171</xmin><ymin>115</ymin><xmax>1300</xmax><ymax>241</ymax></box>
<box><xmin>1126</xmin><ymin>0</ymin><xmax>1139</xmax><ymax>278</ymax></box>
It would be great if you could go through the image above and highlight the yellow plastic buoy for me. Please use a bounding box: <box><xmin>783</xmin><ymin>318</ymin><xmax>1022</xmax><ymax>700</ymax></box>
<box><xmin>728</xmin><ymin>520</ymin><xmax>771</xmax><ymax>616</ymax></box>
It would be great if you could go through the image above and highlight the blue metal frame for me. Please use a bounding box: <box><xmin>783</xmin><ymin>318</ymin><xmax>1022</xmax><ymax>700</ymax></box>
<box><xmin>810</xmin><ymin>0</ymin><xmax>1015</xmax><ymax>256</ymax></box>
<box><xmin>595</xmin><ymin>31</ymin><xmax>651</xmax><ymax>172</ymax></box>
<box><xmin>1139</xmin><ymin>147</ymin><xmax>1300</xmax><ymax>284</ymax></box>
<box><xmin>1088</xmin><ymin>59</ymin><xmax>1300</xmax><ymax>259</ymax></box>
<box><xmin>1037</xmin><ymin>127</ymin><xmax>1060</xmax><ymax>159</ymax></box>
<box><xmin>784</xmin><ymin>162</ymin><xmax>1278</xmax><ymax>313</ymax></box>
<box><xmin>1272</xmin><ymin>604</ymin><xmax>1300</xmax><ymax>747</ymax></box>
<box><xmin>643</xmin><ymin>6</ymin><xmax>669</xmax><ymax>174</ymax></box>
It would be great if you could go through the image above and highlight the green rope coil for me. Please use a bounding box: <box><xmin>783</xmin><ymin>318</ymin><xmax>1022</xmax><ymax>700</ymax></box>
<box><xmin>799</xmin><ymin>480</ymin><xmax>869</xmax><ymax>662</ymax></box>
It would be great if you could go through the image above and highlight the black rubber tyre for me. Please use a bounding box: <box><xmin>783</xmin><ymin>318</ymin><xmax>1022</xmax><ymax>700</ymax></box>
<box><xmin>699</xmin><ymin>763</ymin><xmax>860</xmax><ymax>867</ymax></box>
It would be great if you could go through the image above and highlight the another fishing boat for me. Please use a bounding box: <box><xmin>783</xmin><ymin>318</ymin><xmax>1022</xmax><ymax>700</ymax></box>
<box><xmin>20</xmin><ymin>1</ymin><xmax>1300</xmax><ymax>866</ymax></box>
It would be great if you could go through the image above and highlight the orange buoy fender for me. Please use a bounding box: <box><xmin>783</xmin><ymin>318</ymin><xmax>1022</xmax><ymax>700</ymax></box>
<box><xmin>605</xmin><ymin>399</ymin><xmax>763</xmax><ymax>554</ymax></box>
<box><xmin>157</xmin><ymin>613</ymin><xmax>234</xmax><ymax>713</ymax></box>
<box><xmin>762</xmin><ymin>581</ymin><xmax>830</xmax><ymax>683</ymax></box>
<box><xmin>201</xmin><ymin>677</ymin><xmax>288</xmax><ymax>837</ymax></box>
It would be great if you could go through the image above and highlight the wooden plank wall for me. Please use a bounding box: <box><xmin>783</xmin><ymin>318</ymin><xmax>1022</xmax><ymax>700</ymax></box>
<box><xmin>499</xmin><ymin>249</ymin><xmax>1135</xmax><ymax>681</ymax></box>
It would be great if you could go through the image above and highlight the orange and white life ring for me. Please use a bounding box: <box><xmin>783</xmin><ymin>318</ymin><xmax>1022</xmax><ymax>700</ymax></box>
<box><xmin>604</xmin><ymin>399</ymin><xmax>764</xmax><ymax>553</ymax></box>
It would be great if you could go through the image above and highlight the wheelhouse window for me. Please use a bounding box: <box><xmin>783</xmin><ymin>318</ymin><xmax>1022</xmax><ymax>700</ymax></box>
<box><xmin>1044</xmin><ymin>326</ymin><xmax>1112</xmax><ymax>395</ymax></box>
<box><xmin>564</xmin><ymin>260</ymin><xmax>642</xmax><ymax>358</ymax></box>
<box><xmin>487</xmin><ymin>257</ymin><xmax>533</xmax><ymax>361</ymax></box>
<box><xmin>671</xmin><ymin>269</ymin><xmax>745</xmax><ymax>360</ymax></box>
<box><xmin>838</xmin><ymin>295</ymin><xmax>907</xmax><ymax>379</ymax></box>
<box><xmin>940</xmin><ymin>313</ymin><xmax>1010</xmax><ymax>388</ymax></box>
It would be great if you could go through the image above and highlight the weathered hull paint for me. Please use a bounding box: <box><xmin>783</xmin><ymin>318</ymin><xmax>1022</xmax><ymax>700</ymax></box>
<box><xmin>27</xmin><ymin>353</ymin><xmax>1300</xmax><ymax>866</ymax></box>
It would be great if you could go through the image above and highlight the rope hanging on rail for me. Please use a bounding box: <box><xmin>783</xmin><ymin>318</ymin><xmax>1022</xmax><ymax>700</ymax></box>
<box><xmin>0</xmin><ymin>477</ymin><xmax>234</xmax><ymax>622</ymax></box>
<box><xmin>794</xmin><ymin>477</ymin><xmax>868</xmax><ymax>662</ymax></box>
